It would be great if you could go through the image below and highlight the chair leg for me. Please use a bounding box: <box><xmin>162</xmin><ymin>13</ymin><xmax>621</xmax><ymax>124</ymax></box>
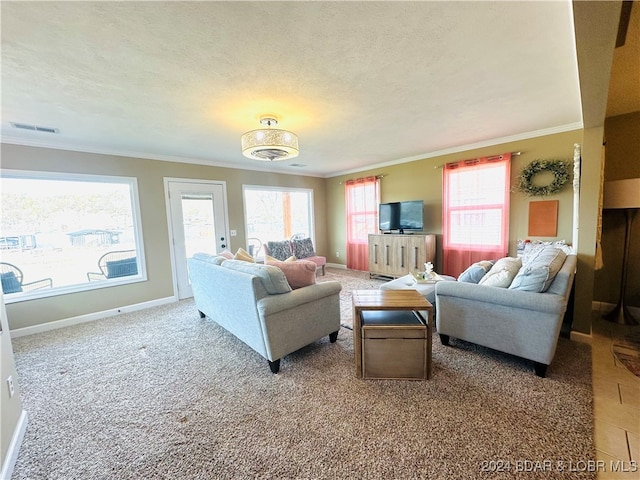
<box><xmin>534</xmin><ymin>362</ymin><xmax>548</xmax><ymax>378</ymax></box>
<box><xmin>329</xmin><ymin>331</ymin><xmax>338</xmax><ymax>343</ymax></box>
<box><xmin>268</xmin><ymin>359</ymin><xmax>281</xmax><ymax>374</ymax></box>
<box><xmin>198</xmin><ymin>310</ymin><xmax>206</xmax><ymax>318</ymax></box>
<box><xmin>439</xmin><ymin>334</ymin><xmax>450</xmax><ymax>346</ymax></box>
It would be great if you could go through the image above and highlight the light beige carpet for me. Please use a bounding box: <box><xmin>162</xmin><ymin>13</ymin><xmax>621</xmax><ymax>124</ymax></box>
<box><xmin>11</xmin><ymin>268</ymin><xmax>595</xmax><ymax>479</ymax></box>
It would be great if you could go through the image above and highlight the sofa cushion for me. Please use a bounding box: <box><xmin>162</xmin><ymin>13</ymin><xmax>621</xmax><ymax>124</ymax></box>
<box><xmin>267</xmin><ymin>241</ymin><xmax>292</xmax><ymax>261</ymax></box>
<box><xmin>265</xmin><ymin>257</ymin><xmax>317</xmax><ymax>289</ymax></box>
<box><xmin>221</xmin><ymin>259</ymin><xmax>292</xmax><ymax>294</ymax></box>
<box><xmin>234</xmin><ymin>248</ymin><xmax>255</xmax><ymax>263</ymax></box>
<box><xmin>458</xmin><ymin>260</ymin><xmax>494</xmax><ymax>284</ymax></box>
<box><xmin>291</xmin><ymin>238</ymin><xmax>315</xmax><ymax>259</ymax></box>
<box><xmin>478</xmin><ymin>257</ymin><xmax>522</xmax><ymax>288</ymax></box>
<box><xmin>510</xmin><ymin>247</ymin><xmax>567</xmax><ymax>292</ymax></box>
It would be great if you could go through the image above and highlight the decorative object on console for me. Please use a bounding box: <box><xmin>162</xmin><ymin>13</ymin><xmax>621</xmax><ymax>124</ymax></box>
<box><xmin>241</xmin><ymin>116</ymin><xmax>299</xmax><ymax>161</ymax></box>
<box><xmin>516</xmin><ymin>159</ymin><xmax>570</xmax><ymax>197</ymax></box>
<box><xmin>603</xmin><ymin>178</ymin><xmax>640</xmax><ymax>325</ymax></box>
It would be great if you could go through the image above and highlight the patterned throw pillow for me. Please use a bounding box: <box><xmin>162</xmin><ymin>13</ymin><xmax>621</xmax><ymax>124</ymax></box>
<box><xmin>291</xmin><ymin>238</ymin><xmax>315</xmax><ymax>259</ymax></box>
<box><xmin>267</xmin><ymin>241</ymin><xmax>292</xmax><ymax>261</ymax></box>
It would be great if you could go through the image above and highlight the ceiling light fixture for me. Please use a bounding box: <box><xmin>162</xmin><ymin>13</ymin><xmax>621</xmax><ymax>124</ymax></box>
<box><xmin>241</xmin><ymin>116</ymin><xmax>299</xmax><ymax>161</ymax></box>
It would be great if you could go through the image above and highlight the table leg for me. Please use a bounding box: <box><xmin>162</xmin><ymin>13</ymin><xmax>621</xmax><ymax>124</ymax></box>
<box><xmin>353</xmin><ymin>305</ymin><xmax>362</xmax><ymax>377</ymax></box>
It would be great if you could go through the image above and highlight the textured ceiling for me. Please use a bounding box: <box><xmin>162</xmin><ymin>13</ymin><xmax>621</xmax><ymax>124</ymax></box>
<box><xmin>0</xmin><ymin>1</ymin><xmax>594</xmax><ymax>177</ymax></box>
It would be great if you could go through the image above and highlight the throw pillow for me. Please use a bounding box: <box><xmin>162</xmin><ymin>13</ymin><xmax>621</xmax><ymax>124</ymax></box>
<box><xmin>221</xmin><ymin>260</ymin><xmax>291</xmax><ymax>294</ymax></box>
<box><xmin>510</xmin><ymin>247</ymin><xmax>567</xmax><ymax>292</ymax></box>
<box><xmin>1</xmin><ymin>271</ymin><xmax>23</xmax><ymax>294</ymax></box>
<box><xmin>458</xmin><ymin>260</ymin><xmax>494</xmax><ymax>283</ymax></box>
<box><xmin>266</xmin><ymin>241</ymin><xmax>292</xmax><ymax>261</ymax></box>
<box><xmin>265</xmin><ymin>254</ymin><xmax>296</xmax><ymax>263</ymax></box>
<box><xmin>218</xmin><ymin>250</ymin><xmax>234</xmax><ymax>259</ymax></box>
<box><xmin>291</xmin><ymin>238</ymin><xmax>315</xmax><ymax>259</ymax></box>
<box><xmin>265</xmin><ymin>257</ymin><xmax>316</xmax><ymax>289</ymax></box>
<box><xmin>234</xmin><ymin>248</ymin><xmax>255</xmax><ymax>263</ymax></box>
<box><xmin>478</xmin><ymin>257</ymin><xmax>522</xmax><ymax>288</ymax></box>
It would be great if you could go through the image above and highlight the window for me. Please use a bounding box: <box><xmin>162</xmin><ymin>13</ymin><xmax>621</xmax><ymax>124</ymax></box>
<box><xmin>442</xmin><ymin>154</ymin><xmax>511</xmax><ymax>277</ymax></box>
<box><xmin>243</xmin><ymin>186</ymin><xmax>314</xmax><ymax>246</ymax></box>
<box><xmin>0</xmin><ymin>171</ymin><xmax>146</xmax><ymax>302</ymax></box>
<box><xmin>345</xmin><ymin>177</ymin><xmax>380</xmax><ymax>271</ymax></box>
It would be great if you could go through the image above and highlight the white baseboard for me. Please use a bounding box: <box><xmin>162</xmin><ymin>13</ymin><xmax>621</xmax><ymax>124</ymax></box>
<box><xmin>326</xmin><ymin>262</ymin><xmax>347</xmax><ymax>270</ymax></box>
<box><xmin>9</xmin><ymin>296</ymin><xmax>177</xmax><ymax>338</ymax></box>
<box><xmin>570</xmin><ymin>330</ymin><xmax>592</xmax><ymax>345</ymax></box>
<box><xmin>0</xmin><ymin>409</ymin><xmax>28</xmax><ymax>480</ymax></box>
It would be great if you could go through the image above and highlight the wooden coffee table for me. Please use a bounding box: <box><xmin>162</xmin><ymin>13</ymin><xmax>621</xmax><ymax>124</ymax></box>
<box><xmin>352</xmin><ymin>289</ymin><xmax>433</xmax><ymax>379</ymax></box>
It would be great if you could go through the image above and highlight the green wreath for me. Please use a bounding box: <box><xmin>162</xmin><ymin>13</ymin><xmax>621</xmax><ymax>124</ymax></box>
<box><xmin>517</xmin><ymin>159</ymin><xmax>570</xmax><ymax>196</ymax></box>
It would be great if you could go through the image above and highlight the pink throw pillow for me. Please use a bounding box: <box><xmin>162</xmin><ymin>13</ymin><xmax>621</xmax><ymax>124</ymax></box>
<box><xmin>265</xmin><ymin>258</ymin><xmax>316</xmax><ymax>289</ymax></box>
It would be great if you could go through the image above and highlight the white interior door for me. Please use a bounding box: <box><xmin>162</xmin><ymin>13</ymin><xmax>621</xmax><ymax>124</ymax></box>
<box><xmin>166</xmin><ymin>180</ymin><xmax>229</xmax><ymax>299</ymax></box>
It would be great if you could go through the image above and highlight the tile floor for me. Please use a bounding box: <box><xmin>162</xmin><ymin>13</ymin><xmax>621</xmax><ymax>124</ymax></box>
<box><xmin>590</xmin><ymin>306</ymin><xmax>640</xmax><ymax>479</ymax></box>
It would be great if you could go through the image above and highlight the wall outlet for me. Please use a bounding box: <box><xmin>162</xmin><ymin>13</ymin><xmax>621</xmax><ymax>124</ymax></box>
<box><xmin>336</xmin><ymin>251</ymin><xmax>340</xmax><ymax>258</ymax></box>
<box><xmin>7</xmin><ymin>375</ymin><xmax>15</xmax><ymax>398</ymax></box>
<box><xmin>230</xmin><ymin>230</ymin><xmax>237</xmax><ymax>236</ymax></box>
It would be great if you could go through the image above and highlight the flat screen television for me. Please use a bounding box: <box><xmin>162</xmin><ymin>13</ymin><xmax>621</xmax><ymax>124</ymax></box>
<box><xmin>378</xmin><ymin>200</ymin><xmax>424</xmax><ymax>233</ymax></box>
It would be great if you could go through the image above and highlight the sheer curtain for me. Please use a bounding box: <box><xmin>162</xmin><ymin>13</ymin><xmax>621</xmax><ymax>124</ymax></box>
<box><xmin>345</xmin><ymin>176</ymin><xmax>380</xmax><ymax>271</ymax></box>
<box><xmin>442</xmin><ymin>153</ymin><xmax>511</xmax><ymax>277</ymax></box>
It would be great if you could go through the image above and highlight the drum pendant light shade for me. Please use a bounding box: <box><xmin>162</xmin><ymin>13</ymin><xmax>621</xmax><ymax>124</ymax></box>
<box><xmin>241</xmin><ymin>117</ymin><xmax>299</xmax><ymax>161</ymax></box>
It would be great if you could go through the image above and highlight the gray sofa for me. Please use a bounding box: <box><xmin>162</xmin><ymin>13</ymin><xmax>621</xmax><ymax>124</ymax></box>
<box><xmin>187</xmin><ymin>253</ymin><xmax>342</xmax><ymax>373</ymax></box>
<box><xmin>435</xmin><ymin>250</ymin><xmax>577</xmax><ymax>377</ymax></box>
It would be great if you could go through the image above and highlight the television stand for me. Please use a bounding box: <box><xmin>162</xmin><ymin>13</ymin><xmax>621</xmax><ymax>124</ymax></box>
<box><xmin>368</xmin><ymin>234</ymin><xmax>435</xmax><ymax>278</ymax></box>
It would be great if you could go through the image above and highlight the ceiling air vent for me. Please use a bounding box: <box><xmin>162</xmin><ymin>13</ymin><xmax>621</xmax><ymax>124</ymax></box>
<box><xmin>289</xmin><ymin>163</ymin><xmax>307</xmax><ymax>168</ymax></box>
<box><xmin>10</xmin><ymin>122</ymin><xmax>59</xmax><ymax>134</ymax></box>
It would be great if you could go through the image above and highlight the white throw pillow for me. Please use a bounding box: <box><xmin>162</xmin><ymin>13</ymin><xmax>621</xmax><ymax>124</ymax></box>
<box><xmin>478</xmin><ymin>257</ymin><xmax>522</xmax><ymax>288</ymax></box>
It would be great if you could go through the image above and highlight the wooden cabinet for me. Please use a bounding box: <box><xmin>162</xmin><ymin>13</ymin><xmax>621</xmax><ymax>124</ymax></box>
<box><xmin>368</xmin><ymin>234</ymin><xmax>435</xmax><ymax>278</ymax></box>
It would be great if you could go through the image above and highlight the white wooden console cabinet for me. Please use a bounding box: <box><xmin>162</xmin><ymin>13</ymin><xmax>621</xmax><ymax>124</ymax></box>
<box><xmin>368</xmin><ymin>234</ymin><xmax>436</xmax><ymax>278</ymax></box>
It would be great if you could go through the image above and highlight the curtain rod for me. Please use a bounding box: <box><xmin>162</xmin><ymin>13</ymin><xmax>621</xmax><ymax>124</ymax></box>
<box><xmin>339</xmin><ymin>174</ymin><xmax>384</xmax><ymax>185</ymax></box>
<box><xmin>434</xmin><ymin>151</ymin><xmax>522</xmax><ymax>169</ymax></box>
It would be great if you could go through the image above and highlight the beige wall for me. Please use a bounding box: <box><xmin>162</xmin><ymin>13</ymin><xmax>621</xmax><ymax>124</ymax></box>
<box><xmin>0</xmin><ymin>126</ymin><xmax>609</xmax><ymax>334</ymax></box>
<box><xmin>327</xmin><ymin>130</ymin><xmax>582</xmax><ymax>273</ymax></box>
<box><xmin>1</xmin><ymin>143</ymin><xmax>328</xmax><ymax>330</ymax></box>
<box><xmin>595</xmin><ymin>111</ymin><xmax>640</xmax><ymax>306</ymax></box>
<box><xmin>1</xmin><ymin>292</ymin><xmax>25</xmax><ymax>477</ymax></box>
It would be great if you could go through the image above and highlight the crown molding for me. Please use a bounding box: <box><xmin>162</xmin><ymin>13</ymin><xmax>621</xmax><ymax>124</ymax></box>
<box><xmin>327</xmin><ymin>122</ymin><xmax>584</xmax><ymax>178</ymax></box>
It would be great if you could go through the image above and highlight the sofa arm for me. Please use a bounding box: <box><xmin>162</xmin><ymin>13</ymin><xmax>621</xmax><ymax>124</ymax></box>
<box><xmin>257</xmin><ymin>281</ymin><xmax>342</xmax><ymax>316</ymax></box>
<box><xmin>435</xmin><ymin>281</ymin><xmax>566</xmax><ymax>314</ymax></box>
